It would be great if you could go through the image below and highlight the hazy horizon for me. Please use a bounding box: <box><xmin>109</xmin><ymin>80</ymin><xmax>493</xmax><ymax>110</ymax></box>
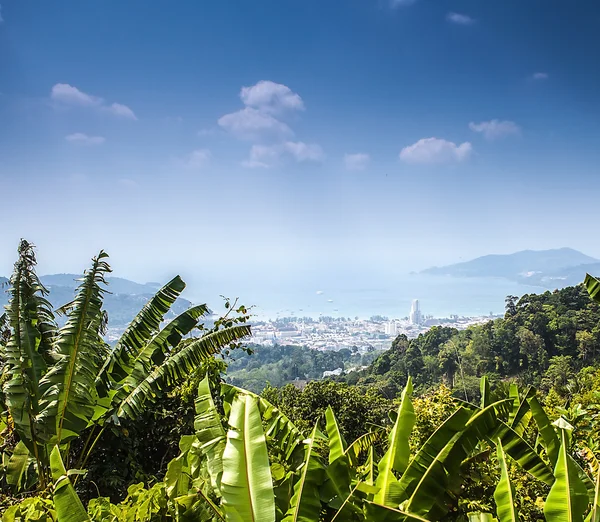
<box><xmin>0</xmin><ymin>245</ymin><xmax>588</xmax><ymax>321</ymax></box>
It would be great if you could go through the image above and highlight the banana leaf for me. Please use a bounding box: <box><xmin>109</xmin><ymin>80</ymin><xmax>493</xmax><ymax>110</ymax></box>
<box><xmin>544</xmin><ymin>429</ymin><xmax>588</xmax><ymax>522</ymax></box>
<box><xmin>395</xmin><ymin>406</ymin><xmax>472</xmax><ymax>514</ymax></box>
<box><xmin>374</xmin><ymin>377</ymin><xmax>415</xmax><ymax>506</ymax></box>
<box><xmin>586</xmin><ymin>468</ymin><xmax>600</xmax><ymax>522</ymax></box>
<box><xmin>585</xmin><ymin>274</ymin><xmax>600</xmax><ymax>304</ymax></box>
<box><xmin>323</xmin><ymin>406</ymin><xmax>353</xmax><ymax>508</ymax></box>
<box><xmin>221</xmin><ymin>394</ymin><xmax>276</xmax><ymax>522</ymax></box>
<box><xmin>326</xmin><ymin>406</ymin><xmax>348</xmax><ymax>464</ymax></box>
<box><xmin>50</xmin><ymin>445</ymin><xmax>90</xmax><ymax>522</ymax></box>
<box><xmin>38</xmin><ymin>252</ymin><xmax>111</xmax><ymax>445</ymax></box>
<box><xmin>494</xmin><ymin>442</ymin><xmax>519</xmax><ymax>522</ymax></box>
<box><xmin>3</xmin><ymin>240</ymin><xmax>56</xmax><ymax>454</ymax></box>
<box><xmin>527</xmin><ymin>395</ymin><xmax>559</xmax><ymax>466</ymax></box>
<box><xmin>222</xmin><ymin>382</ymin><xmax>303</xmax><ymax>463</ymax></box>
<box><xmin>481</xmin><ymin>376</ymin><xmax>492</xmax><ymax>409</ymax></box>
<box><xmin>117</xmin><ymin>324</ymin><xmax>251</xmax><ymax>419</ymax></box>
<box><xmin>491</xmin><ymin>420</ymin><xmax>554</xmax><ymax>485</ymax></box>
<box><xmin>401</xmin><ymin>401</ymin><xmax>513</xmax><ymax>518</ymax></box>
<box><xmin>5</xmin><ymin>441</ymin><xmax>33</xmax><ymax>492</ymax></box>
<box><xmin>347</xmin><ymin>431</ymin><xmax>382</xmax><ymax>469</ymax></box>
<box><xmin>509</xmin><ymin>386</ymin><xmax>535</xmax><ymax>436</ymax></box>
<box><xmin>195</xmin><ymin>375</ymin><xmax>227</xmax><ymax>494</ymax></box>
<box><xmin>282</xmin><ymin>423</ymin><xmax>327</xmax><ymax>522</ymax></box>
<box><xmin>95</xmin><ymin>275</ymin><xmax>188</xmax><ymax>394</ymax></box>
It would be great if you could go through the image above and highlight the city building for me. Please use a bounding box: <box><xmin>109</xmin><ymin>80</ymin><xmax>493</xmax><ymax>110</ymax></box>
<box><xmin>409</xmin><ymin>299</ymin><xmax>422</xmax><ymax>325</ymax></box>
<box><xmin>384</xmin><ymin>320</ymin><xmax>398</xmax><ymax>336</ymax></box>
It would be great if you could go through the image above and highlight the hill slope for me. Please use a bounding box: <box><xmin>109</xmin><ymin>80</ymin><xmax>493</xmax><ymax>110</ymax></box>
<box><xmin>422</xmin><ymin>248</ymin><xmax>598</xmax><ymax>287</ymax></box>
<box><xmin>0</xmin><ymin>274</ymin><xmax>191</xmax><ymax>327</ymax></box>
<box><xmin>348</xmin><ymin>283</ymin><xmax>600</xmax><ymax>399</ymax></box>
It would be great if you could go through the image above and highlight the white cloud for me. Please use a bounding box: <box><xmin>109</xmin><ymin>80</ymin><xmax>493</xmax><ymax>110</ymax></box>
<box><xmin>242</xmin><ymin>141</ymin><xmax>324</xmax><ymax>168</ymax></box>
<box><xmin>240</xmin><ymin>80</ymin><xmax>304</xmax><ymax>115</ymax></box>
<box><xmin>219</xmin><ymin>80</ymin><xmax>304</xmax><ymax>141</ymax></box>
<box><xmin>65</xmin><ymin>132</ymin><xmax>105</xmax><ymax>145</ymax></box>
<box><xmin>106</xmin><ymin>102</ymin><xmax>137</xmax><ymax>120</ymax></box>
<box><xmin>218</xmin><ymin>107</ymin><xmax>293</xmax><ymax>141</ymax></box>
<box><xmin>185</xmin><ymin>149</ymin><xmax>212</xmax><ymax>169</ymax></box>
<box><xmin>242</xmin><ymin>145</ymin><xmax>280</xmax><ymax>168</ymax></box>
<box><xmin>316</xmin><ymin>290</ymin><xmax>324</xmax><ymax>295</ymax></box>
<box><xmin>344</xmin><ymin>153</ymin><xmax>370</xmax><ymax>171</ymax></box>
<box><xmin>532</xmin><ymin>72</ymin><xmax>549</xmax><ymax>80</ymax></box>
<box><xmin>447</xmin><ymin>12</ymin><xmax>475</xmax><ymax>25</ymax></box>
<box><xmin>283</xmin><ymin>141</ymin><xmax>324</xmax><ymax>162</ymax></box>
<box><xmin>52</xmin><ymin>84</ymin><xmax>102</xmax><ymax>106</ymax></box>
<box><xmin>222</xmin><ymin>80</ymin><xmax>321</xmax><ymax>166</ymax></box>
<box><xmin>469</xmin><ymin>119</ymin><xmax>521</xmax><ymax>140</ymax></box>
<box><xmin>399</xmin><ymin>138</ymin><xmax>472</xmax><ymax>164</ymax></box>
<box><xmin>0</xmin><ymin>5</ymin><xmax>4</xmax><ymax>23</ymax></box>
<box><xmin>50</xmin><ymin>83</ymin><xmax>136</xmax><ymax>119</ymax></box>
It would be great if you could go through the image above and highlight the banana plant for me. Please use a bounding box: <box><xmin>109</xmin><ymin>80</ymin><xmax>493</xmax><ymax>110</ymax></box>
<box><xmin>476</xmin><ymin>426</ymin><xmax>593</xmax><ymax>522</ymax></box>
<box><xmin>190</xmin><ymin>378</ymin><xmax>562</xmax><ymax>521</ymax></box>
<box><xmin>0</xmin><ymin>240</ymin><xmax>251</xmax><ymax>492</ymax></box>
<box><xmin>152</xmin><ymin>376</ymin><xmax>430</xmax><ymax>521</ymax></box>
<box><xmin>11</xmin><ymin>374</ymin><xmax>587</xmax><ymax>522</ymax></box>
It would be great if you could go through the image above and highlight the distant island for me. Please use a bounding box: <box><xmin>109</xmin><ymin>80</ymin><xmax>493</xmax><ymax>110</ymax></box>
<box><xmin>421</xmin><ymin>247</ymin><xmax>600</xmax><ymax>288</ymax></box>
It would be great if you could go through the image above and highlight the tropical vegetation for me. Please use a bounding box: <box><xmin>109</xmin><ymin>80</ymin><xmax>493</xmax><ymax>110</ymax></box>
<box><xmin>0</xmin><ymin>241</ymin><xmax>250</xmax><ymax>504</ymax></box>
<box><xmin>4</xmin><ymin>241</ymin><xmax>600</xmax><ymax>521</ymax></box>
<box><xmin>348</xmin><ymin>283</ymin><xmax>600</xmax><ymax>402</ymax></box>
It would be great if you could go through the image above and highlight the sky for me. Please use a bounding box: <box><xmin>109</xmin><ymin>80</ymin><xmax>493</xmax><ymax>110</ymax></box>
<box><xmin>1</xmin><ymin>0</ymin><xmax>600</xmax><ymax>307</ymax></box>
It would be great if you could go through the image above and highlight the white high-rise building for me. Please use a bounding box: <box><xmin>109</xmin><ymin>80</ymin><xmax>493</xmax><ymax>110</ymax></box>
<box><xmin>384</xmin><ymin>321</ymin><xmax>397</xmax><ymax>336</ymax></box>
<box><xmin>409</xmin><ymin>299</ymin><xmax>422</xmax><ymax>325</ymax></box>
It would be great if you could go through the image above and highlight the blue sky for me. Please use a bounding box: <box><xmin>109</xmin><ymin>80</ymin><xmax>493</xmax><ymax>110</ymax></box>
<box><xmin>1</xmin><ymin>0</ymin><xmax>600</xmax><ymax>304</ymax></box>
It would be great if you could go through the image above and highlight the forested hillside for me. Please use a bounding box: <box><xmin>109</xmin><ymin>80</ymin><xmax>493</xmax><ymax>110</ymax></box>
<box><xmin>350</xmin><ymin>284</ymin><xmax>600</xmax><ymax>401</ymax></box>
<box><xmin>226</xmin><ymin>343</ymin><xmax>381</xmax><ymax>392</ymax></box>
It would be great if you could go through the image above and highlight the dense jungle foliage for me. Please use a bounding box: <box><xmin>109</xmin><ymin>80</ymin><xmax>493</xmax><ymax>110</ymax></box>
<box><xmin>5</xmin><ymin>240</ymin><xmax>600</xmax><ymax>521</ymax></box>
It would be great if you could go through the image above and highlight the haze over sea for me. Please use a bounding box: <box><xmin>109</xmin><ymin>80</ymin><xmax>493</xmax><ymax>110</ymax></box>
<box><xmin>186</xmin><ymin>273</ymin><xmax>544</xmax><ymax>321</ymax></box>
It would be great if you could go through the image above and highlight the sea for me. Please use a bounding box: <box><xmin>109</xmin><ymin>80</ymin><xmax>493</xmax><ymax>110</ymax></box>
<box><xmin>192</xmin><ymin>273</ymin><xmax>550</xmax><ymax>321</ymax></box>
